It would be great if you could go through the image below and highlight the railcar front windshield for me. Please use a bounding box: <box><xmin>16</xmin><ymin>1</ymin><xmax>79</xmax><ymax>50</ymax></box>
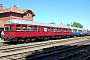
<box><xmin>4</xmin><ymin>26</ymin><xmax>9</xmax><ymax>31</ymax></box>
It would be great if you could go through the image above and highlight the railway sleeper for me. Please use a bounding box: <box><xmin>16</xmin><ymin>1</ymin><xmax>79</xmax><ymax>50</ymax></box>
<box><xmin>27</xmin><ymin>45</ymin><xmax>90</xmax><ymax>60</ymax></box>
<box><xmin>26</xmin><ymin>45</ymin><xmax>90</xmax><ymax>60</ymax></box>
<box><xmin>1</xmin><ymin>39</ymin><xmax>89</xmax><ymax>53</ymax></box>
<box><xmin>58</xmin><ymin>49</ymin><xmax>90</xmax><ymax>60</ymax></box>
<box><xmin>0</xmin><ymin>45</ymin><xmax>79</xmax><ymax>60</ymax></box>
<box><xmin>1</xmin><ymin>46</ymin><xmax>70</xmax><ymax>60</ymax></box>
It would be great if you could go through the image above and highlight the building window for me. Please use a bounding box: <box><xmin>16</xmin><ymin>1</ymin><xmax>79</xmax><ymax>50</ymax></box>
<box><xmin>27</xmin><ymin>13</ymin><xmax>30</xmax><ymax>18</ymax></box>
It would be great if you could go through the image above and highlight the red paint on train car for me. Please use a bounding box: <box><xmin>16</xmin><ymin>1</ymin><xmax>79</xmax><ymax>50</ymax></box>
<box><xmin>4</xmin><ymin>20</ymin><xmax>72</xmax><ymax>42</ymax></box>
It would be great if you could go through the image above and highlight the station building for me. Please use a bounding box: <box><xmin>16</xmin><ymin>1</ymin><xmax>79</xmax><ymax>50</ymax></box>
<box><xmin>0</xmin><ymin>4</ymin><xmax>35</xmax><ymax>37</ymax></box>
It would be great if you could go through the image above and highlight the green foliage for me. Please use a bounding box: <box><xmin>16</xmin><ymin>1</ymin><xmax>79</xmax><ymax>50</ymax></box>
<box><xmin>49</xmin><ymin>22</ymin><xmax>55</xmax><ymax>24</ymax></box>
<box><xmin>66</xmin><ymin>24</ymin><xmax>70</xmax><ymax>26</ymax></box>
<box><xmin>72</xmin><ymin>22</ymin><xmax>83</xmax><ymax>28</ymax></box>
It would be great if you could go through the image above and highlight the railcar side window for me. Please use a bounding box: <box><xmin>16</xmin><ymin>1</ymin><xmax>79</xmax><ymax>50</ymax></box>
<box><xmin>59</xmin><ymin>28</ymin><xmax>61</xmax><ymax>32</ymax></box>
<box><xmin>10</xmin><ymin>25</ymin><xmax>14</xmax><ymax>31</ymax></box>
<box><xmin>4</xmin><ymin>26</ymin><xmax>9</xmax><ymax>31</ymax></box>
<box><xmin>22</xmin><ymin>26</ymin><xmax>27</xmax><ymax>31</ymax></box>
<box><xmin>73</xmin><ymin>29</ymin><xmax>77</xmax><ymax>32</ymax></box>
<box><xmin>53</xmin><ymin>28</ymin><xmax>56</xmax><ymax>32</ymax></box>
<box><xmin>44</xmin><ymin>28</ymin><xmax>47</xmax><ymax>32</ymax></box>
<box><xmin>57</xmin><ymin>28</ymin><xmax>59</xmax><ymax>32</ymax></box>
<box><xmin>70</xmin><ymin>29</ymin><xmax>71</xmax><ymax>32</ymax></box>
<box><xmin>51</xmin><ymin>28</ymin><xmax>53</xmax><ymax>32</ymax></box>
<box><xmin>78</xmin><ymin>30</ymin><xmax>82</xmax><ymax>32</ymax></box>
<box><xmin>84</xmin><ymin>30</ymin><xmax>87</xmax><ymax>32</ymax></box>
<box><xmin>67</xmin><ymin>29</ymin><xmax>69</xmax><ymax>32</ymax></box>
<box><xmin>71</xmin><ymin>29</ymin><xmax>73</xmax><ymax>32</ymax></box>
<box><xmin>16</xmin><ymin>25</ymin><xmax>21</xmax><ymax>31</ymax></box>
<box><xmin>28</xmin><ymin>26</ymin><xmax>33</xmax><ymax>32</ymax></box>
<box><xmin>64</xmin><ymin>29</ymin><xmax>67</xmax><ymax>32</ymax></box>
<box><xmin>34</xmin><ymin>26</ymin><xmax>38</xmax><ymax>32</ymax></box>
<box><xmin>48</xmin><ymin>27</ymin><xmax>50</xmax><ymax>32</ymax></box>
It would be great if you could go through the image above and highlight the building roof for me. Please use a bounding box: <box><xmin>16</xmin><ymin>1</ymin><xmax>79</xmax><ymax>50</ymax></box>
<box><xmin>5</xmin><ymin>19</ymin><xmax>71</xmax><ymax>29</ymax></box>
<box><xmin>0</xmin><ymin>5</ymin><xmax>35</xmax><ymax>16</ymax></box>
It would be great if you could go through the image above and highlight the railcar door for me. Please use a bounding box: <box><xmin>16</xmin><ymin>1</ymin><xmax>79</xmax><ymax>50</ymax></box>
<box><xmin>10</xmin><ymin>25</ymin><xmax>14</xmax><ymax>37</ymax></box>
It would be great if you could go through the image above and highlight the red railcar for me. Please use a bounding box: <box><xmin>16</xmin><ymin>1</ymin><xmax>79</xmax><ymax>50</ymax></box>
<box><xmin>4</xmin><ymin>19</ymin><xmax>71</xmax><ymax>42</ymax></box>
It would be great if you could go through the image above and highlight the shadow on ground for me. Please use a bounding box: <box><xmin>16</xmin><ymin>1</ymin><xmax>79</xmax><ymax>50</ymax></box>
<box><xmin>25</xmin><ymin>44</ymin><xmax>90</xmax><ymax>60</ymax></box>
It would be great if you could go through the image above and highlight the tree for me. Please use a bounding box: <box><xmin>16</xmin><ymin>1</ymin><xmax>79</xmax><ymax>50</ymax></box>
<box><xmin>49</xmin><ymin>22</ymin><xmax>55</xmax><ymax>24</ymax></box>
<box><xmin>66</xmin><ymin>24</ymin><xmax>70</xmax><ymax>26</ymax></box>
<box><xmin>72</xmin><ymin>22</ymin><xmax>83</xmax><ymax>28</ymax></box>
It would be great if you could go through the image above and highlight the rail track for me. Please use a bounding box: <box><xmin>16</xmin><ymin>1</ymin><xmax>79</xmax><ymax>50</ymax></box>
<box><xmin>0</xmin><ymin>36</ymin><xmax>90</xmax><ymax>60</ymax></box>
<box><xmin>83</xmin><ymin>55</ymin><xmax>90</xmax><ymax>60</ymax></box>
<box><xmin>0</xmin><ymin>37</ymin><xmax>88</xmax><ymax>53</ymax></box>
<box><xmin>0</xmin><ymin>36</ymin><xmax>88</xmax><ymax>47</ymax></box>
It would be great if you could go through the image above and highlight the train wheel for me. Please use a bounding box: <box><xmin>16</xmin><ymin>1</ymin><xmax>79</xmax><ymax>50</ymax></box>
<box><xmin>25</xmin><ymin>38</ymin><xmax>31</xmax><ymax>43</ymax></box>
<box><xmin>18</xmin><ymin>39</ymin><xmax>24</xmax><ymax>44</ymax></box>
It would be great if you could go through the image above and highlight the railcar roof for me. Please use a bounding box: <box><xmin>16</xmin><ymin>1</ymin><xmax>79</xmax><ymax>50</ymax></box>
<box><xmin>5</xmin><ymin>19</ymin><xmax>70</xmax><ymax>28</ymax></box>
<box><xmin>70</xmin><ymin>27</ymin><xmax>87</xmax><ymax>30</ymax></box>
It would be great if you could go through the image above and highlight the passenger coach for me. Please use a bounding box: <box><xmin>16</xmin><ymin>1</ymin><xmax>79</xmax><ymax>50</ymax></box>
<box><xmin>70</xmin><ymin>27</ymin><xmax>87</xmax><ymax>36</ymax></box>
<box><xmin>4</xmin><ymin>19</ymin><xmax>71</xmax><ymax>42</ymax></box>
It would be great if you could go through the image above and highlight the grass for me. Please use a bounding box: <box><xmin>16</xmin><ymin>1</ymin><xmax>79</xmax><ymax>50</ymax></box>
<box><xmin>87</xmin><ymin>37</ymin><xmax>90</xmax><ymax>39</ymax></box>
<box><xmin>0</xmin><ymin>39</ymin><xmax>4</xmax><ymax>42</ymax></box>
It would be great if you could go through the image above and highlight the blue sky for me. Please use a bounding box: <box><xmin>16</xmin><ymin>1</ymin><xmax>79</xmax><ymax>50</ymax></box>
<box><xmin>1</xmin><ymin>0</ymin><xmax>90</xmax><ymax>29</ymax></box>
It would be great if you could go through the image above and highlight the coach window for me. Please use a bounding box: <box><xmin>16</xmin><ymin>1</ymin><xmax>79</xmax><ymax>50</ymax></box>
<box><xmin>61</xmin><ymin>29</ymin><xmax>63</xmax><ymax>32</ymax></box>
<box><xmin>53</xmin><ymin>28</ymin><xmax>56</xmax><ymax>32</ymax></box>
<box><xmin>59</xmin><ymin>28</ymin><xmax>61</xmax><ymax>32</ymax></box>
<box><xmin>16</xmin><ymin>25</ymin><xmax>21</xmax><ymax>31</ymax></box>
<box><xmin>34</xmin><ymin>26</ymin><xmax>38</xmax><ymax>32</ymax></box>
<box><xmin>44</xmin><ymin>27</ymin><xmax>47</xmax><ymax>32</ymax></box>
<box><xmin>69</xmin><ymin>29</ymin><xmax>71</xmax><ymax>32</ymax></box>
<box><xmin>78</xmin><ymin>30</ymin><xmax>82</xmax><ymax>32</ymax></box>
<box><xmin>51</xmin><ymin>28</ymin><xmax>53</xmax><ymax>32</ymax></box>
<box><xmin>64</xmin><ymin>29</ymin><xmax>66</xmax><ymax>32</ymax></box>
<box><xmin>28</xmin><ymin>26</ymin><xmax>32</xmax><ymax>32</ymax></box>
<box><xmin>10</xmin><ymin>25</ymin><xmax>14</xmax><ymax>31</ymax></box>
<box><xmin>75</xmin><ymin>29</ymin><xmax>77</xmax><ymax>32</ymax></box>
<box><xmin>66</xmin><ymin>29</ymin><xmax>68</xmax><ymax>32</ymax></box>
<box><xmin>84</xmin><ymin>30</ymin><xmax>86</xmax><ymax>32</ymax></box>
<box><xmin>73</xmin><ymin>29</ymin><xmax>75</xmax><ymax>32</ymax></box>
<box><xmin>48</xmin><ymin>27</ymin><xmax>50</xmax><ymax>32</ymax></box>
<box><xmin>22</xmin><ymin>25</ymin><xmax>27</xmax><ymax>31</ymax></box>
<box><xmin>57</xmin><ymin>28</ymin><xmax>59</xmax><ymax>32</ymax></box>
<box><xmin>4</xmin><ymin>26</ymin><xmax>9</xmax><ymax>31</ymax></box>
<box><xmin>65</xmin><ymin>29</ymin><xmax>68</xmax><ymax>32</ymax></box>
<box><xmin>71</xmin><ymin>29</ymin><xmax>73</xmax><ymax>32</ymax></box>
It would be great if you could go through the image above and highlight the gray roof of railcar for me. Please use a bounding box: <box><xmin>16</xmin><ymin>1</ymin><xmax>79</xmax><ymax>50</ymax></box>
<box><xmin>70</xmin><ymin>27</ymin><xmax>87</xmax><ymax>30</ymax></box>
<box><xmin>4</xmin><ymin>19</ymin><xmax>70</xmax><ymax>28</ymax></box>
